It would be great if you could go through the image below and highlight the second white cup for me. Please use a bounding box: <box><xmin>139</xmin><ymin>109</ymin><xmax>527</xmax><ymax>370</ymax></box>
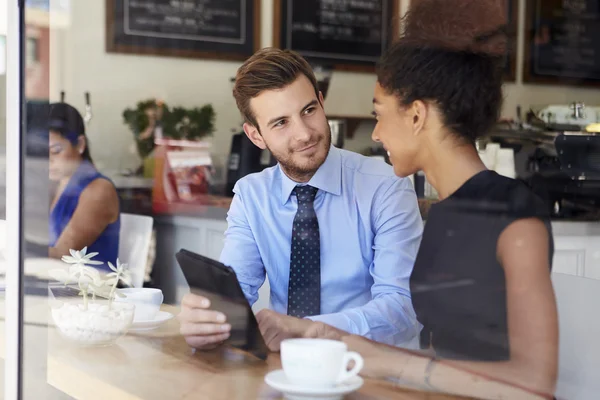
<box><xmin>116</xmin><ymin>288</ymin><xmax>163</xmax><ymax>322</ymax></box>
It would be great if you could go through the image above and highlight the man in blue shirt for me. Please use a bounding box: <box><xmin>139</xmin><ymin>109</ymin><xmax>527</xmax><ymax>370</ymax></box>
<box><xmin>179</xmin><ymin>48</ymin><xmax>423</xmax><ymax>351</ymax></box>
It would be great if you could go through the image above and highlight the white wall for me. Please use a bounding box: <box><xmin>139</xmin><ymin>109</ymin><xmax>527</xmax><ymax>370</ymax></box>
<box><xmin>52</xmin><ymin>0</ymin><xmax>599</xmax><ymax>171</ymax></box>
<box><xmin>54</xmin><ymin>0</ymin><xmax>379</xmax><ymax>172</ymax></box>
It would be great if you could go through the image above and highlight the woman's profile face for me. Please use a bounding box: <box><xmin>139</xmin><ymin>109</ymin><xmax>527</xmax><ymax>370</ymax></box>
<box><xmin>49</xmin><ymin>130</ymin><xmax>83</xmax><ymax>181</ymax></box>
<box><xmin>370</xmin><ymin>82</ymin><xmax>421</xmax><ymax>178</ymax></box>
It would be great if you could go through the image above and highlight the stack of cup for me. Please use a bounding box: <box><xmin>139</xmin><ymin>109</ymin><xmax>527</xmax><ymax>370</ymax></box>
<box><xmin>479</xmin><ymin>142</ymin><xmax>515</xmax><ymax>178</ymax></box>
<box><xmin>483</xmin><ymin>143</ymin><xmax>500</xmax><ymax>170</ymax></box>
<box><xmin>495</xmin><ymin>148</ymin><xmax>516</xmax><ymax>178</ymax></box>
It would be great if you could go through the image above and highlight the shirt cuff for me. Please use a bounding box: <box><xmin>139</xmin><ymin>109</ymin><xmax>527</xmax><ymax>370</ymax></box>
<box><xmin>304</xmin><ymin>312</ymin><xmax>358</xmax><ymax>335</ymax></box>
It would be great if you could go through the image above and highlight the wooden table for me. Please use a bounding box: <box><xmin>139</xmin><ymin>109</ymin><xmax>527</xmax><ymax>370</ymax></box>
<box><xmin>0</xmin><ymin>304</ymin><xmax>467</xmax><ymax>400</ymax></box>
<box><xmin>0</xmin><ymin>258</ymin><xmax>467</xmax><ymax>399</ymax></box>
<box><xmin>42</xmin><ymin>303</ymin><xmax>467</xmax><ymax>400</ymax></box>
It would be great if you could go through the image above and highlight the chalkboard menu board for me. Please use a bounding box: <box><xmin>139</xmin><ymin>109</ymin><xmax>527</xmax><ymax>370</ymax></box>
<box><xmin>106</xmin><ymin>0</ymin><xmax>261</xmax><ymax>61</ymax></box>
<box><xmin>524</xmin><ymin>0</ymin><xmax>600</xmax><ymax>86</ymax></box>
<box><xmin>504</xmin><ymin>0</ymin><xmax>518</xmax><ymax>81</ymax></box>
<box><xmin>273</xmin><ymin>0</ymin><xmax>400</xmax><ymax>72</ymax></box>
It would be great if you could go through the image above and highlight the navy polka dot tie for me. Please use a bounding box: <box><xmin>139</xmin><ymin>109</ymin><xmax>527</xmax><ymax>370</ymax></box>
<box><xmin>287</xmin><ymin>185</ymin><xmax>321</xmax><ymax>318</ymax></box>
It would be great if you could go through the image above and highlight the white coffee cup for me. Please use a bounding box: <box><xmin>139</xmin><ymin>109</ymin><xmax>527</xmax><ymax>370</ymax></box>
<box><xmin>116</xmin><ymin>288</ymin><xmax>163</xmax><ymax>321</ymax></box>
<box><xmin>280</xmin><ymin>338</ymin><xmax>364</xmax><ymax>388</ymax></box>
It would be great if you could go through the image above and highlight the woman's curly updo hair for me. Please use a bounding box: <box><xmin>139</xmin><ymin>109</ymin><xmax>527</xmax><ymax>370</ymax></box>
<box><xmin>377</xmin><ymin>0</ymin><xmax>509</xmax><ymax>144</ymax></box>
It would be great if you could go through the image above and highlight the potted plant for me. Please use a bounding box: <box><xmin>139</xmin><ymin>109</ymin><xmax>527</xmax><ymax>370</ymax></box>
<box><xmin>122</xmin><ymin>99</ymin><xmax>216</xmax><ymax>176</ymax></box>
<box><xmin>48</xmin><ymin>247</ymin><xmax>136</xmax><ymax>346</ymax></box>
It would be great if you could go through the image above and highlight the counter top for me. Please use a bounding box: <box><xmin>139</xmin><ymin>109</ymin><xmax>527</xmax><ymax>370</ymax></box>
<box><xmin>153</xmin><ymin>196</ymin><xmax>438</xmax><ymax>221</ymax></box>
<box><xmin>104</xmin><ymin>173</ymin><xmax>154</xmax><ymax>189</ymax></box>
<box><xmin>151</xmin><ymin>196</ymin><xmax>599</xmax><ymax>231</ymax></box>
<box><xmin>551</xmin><ymin>220</ymin><xmax>600</xmax><ymax>236</ymax></box>
<box><xmin>152</xmin><ymin>195</ymin><xmax>233</xmax><ymax>218</ymax></box>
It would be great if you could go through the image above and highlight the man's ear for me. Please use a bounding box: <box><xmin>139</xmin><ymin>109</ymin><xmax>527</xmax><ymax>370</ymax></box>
<box><xmin>318</xmin><ymin>91</ymin><xmax>325</xmax><ymax>109</ymax></box>
<box><xmin>243</xmin><ymin>123</ymin><xmax>267</xmax><ymax>150</ymax></box>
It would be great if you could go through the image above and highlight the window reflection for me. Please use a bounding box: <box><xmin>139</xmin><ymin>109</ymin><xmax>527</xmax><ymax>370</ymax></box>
<box><xmin>3</xmin><ymin>0</ymin><xmax>599</xmax><ymax>399</ymax></box>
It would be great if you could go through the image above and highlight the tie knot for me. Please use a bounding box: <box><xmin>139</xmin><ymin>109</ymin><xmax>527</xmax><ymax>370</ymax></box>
<box><xmin>293</xmin><ymin>185</ymin><xmax>318</xmax><ymax>203</ymax></box>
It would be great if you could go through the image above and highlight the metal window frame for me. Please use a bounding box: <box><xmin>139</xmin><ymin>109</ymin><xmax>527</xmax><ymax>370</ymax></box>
<box><xmin>4</xmin><ymin>0</ymin><xmax>25</xmax><ymax>398</ymax></box>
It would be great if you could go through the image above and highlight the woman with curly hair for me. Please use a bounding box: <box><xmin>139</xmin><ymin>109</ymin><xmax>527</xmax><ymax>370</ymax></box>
<box><xmin>342</xmin><ymin>1</ymin><xmax>558</xmax><ymax>398</ymax></box>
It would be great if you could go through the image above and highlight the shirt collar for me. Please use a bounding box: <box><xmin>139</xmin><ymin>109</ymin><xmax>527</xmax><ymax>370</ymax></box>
<box><xmin>279</xmin><ymin>145</ymin><xmax>342</xmax><ymax>205</ymax></box>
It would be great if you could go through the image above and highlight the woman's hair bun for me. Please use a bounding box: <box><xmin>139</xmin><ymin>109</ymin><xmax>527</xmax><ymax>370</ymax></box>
<box><xmin>401</xmin><ymin>0</ymin><xmax>508</xmax><ymax>57</ymax></box>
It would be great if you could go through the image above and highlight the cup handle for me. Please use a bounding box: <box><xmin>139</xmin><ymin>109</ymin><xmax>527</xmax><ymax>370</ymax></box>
<box><xmin>336</xmin><ymin>351</ymin><xmax>364</xmax><ymax>384</ymax></box>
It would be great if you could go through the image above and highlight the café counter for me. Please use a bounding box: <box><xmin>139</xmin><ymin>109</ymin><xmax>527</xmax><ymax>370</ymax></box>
<box><xmin>151</xmin><ymin>195</ymin><xmax>600</xmax><ymax>310</ymax></box>
<box><xmin>151</xmin><ymin>197</ymin><xmax>436</xmax><ymax>306</ymax></box>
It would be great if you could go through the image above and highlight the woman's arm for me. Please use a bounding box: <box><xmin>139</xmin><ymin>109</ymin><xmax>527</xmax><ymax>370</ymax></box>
<box><xmin>49</xmin><ymin>178</ymin><xmax>119</xmax><ymax>259</ymax></box>
<box><xmin>342</xmin><ymin>336</ymin><xmax>552</xmax><ymax>399</ymax></box>
<box><xmin>344</xmin><ymin>218</ymin><xmax>558</xmax><ymax>400</ymax></box>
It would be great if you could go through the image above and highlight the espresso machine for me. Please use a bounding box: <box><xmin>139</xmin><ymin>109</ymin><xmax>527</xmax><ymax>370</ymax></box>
<box><xmin>225</xmin><ymin>78</ymin><xmax>276</xmax><ymax>197</ymax></box>
<box><xmin>225</xmin><ymin>132</ymin><xmax>273</xmax><ymax>197</ymax></box>
<box><xmin>491</xmin><ymin>102</ymin><xmax>600</xmax><ymax>220</ymax></box>
<box><xmin>526</xmin><ymin>132</ymin><xmax>600</xmax><ymax>219</ymax></box>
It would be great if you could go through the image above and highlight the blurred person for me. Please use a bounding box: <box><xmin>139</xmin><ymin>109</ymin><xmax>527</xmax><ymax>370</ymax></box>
<box><xmin>178</xmin><ymin>48</ymin><xmax>424</xmax><ymax>351</ymax></box>
<box><xmin>341</xmin><ymin>0</ymin><xmax>558</xmax><ymax>398</ymax></box>
<box><xmin>49</xmin><ymin>102</ymin><xmax>120</xmax><ymax>269</ymax></box>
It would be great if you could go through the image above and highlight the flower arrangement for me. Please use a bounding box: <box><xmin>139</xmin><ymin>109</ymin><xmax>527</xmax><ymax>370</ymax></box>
<box><xmin>48</xmin><ymin>247</ymin><xmax>136</xmax><ymax>346</ymax></box>
<box><xmin>49</xmin><ymin>247</ymin><xmax>131</xmax><ymax>309</ymax></box>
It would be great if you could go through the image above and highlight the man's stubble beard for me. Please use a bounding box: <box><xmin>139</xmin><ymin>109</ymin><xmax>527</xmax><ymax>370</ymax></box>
<box><xmin>267</xmin><ymin>125</ymin><xmax>332</xmax><ymax>182</ymax></box>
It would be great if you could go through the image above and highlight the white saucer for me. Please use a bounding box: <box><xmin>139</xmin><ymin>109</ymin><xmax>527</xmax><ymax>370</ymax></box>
<box><xmin>129</xmin><ymin>311</ymin><xmax>174</xmax><ymax>331</ymax></box>
<box><xmin>264</xmin><ymin>370</ymin><xmax>363</xmax><ymax>400</ymax></box>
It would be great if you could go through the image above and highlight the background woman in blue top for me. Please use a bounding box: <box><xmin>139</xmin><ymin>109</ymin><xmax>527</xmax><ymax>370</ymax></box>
<box><xmin>48</xmin><ymin>102</ymin><xmax>120</xmax><ymax>270</ymax></box>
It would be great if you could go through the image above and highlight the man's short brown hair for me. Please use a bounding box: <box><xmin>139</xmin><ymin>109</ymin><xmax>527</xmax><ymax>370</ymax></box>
<box><xmin>233</xmin><ymin>47</ymin><xmax>320</xmax><ymax>131</ymax></box>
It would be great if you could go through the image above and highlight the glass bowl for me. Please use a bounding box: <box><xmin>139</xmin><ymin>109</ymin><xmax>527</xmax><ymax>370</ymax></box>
<box><xmin>48</xmin><ymin>286</ymin><xmax>136</xmax><ymax>346</ymax></box>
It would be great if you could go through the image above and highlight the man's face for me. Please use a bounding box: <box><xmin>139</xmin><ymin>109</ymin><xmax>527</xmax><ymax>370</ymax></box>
<box><xmin>243</xmin><ymin>75</ymin><xmax>331</xmax><ymax>181</ymax></box>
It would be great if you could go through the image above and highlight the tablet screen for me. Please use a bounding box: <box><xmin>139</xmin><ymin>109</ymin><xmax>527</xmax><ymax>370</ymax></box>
<box><xmin>175</xmin><ymin>249</ymin><xmax>269</xmax><ymax>360</ymax></box>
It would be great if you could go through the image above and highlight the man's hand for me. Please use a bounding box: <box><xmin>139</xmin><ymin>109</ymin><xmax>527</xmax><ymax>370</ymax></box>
<box><xmin>256</xmin><ymin>309</ymin><xmax>347</xmax><ymax>351</ymax></box>
<box><xmin>178</xmin><ymin>293</ymin><xmax>232</xmax><ymax>350</ymax></box>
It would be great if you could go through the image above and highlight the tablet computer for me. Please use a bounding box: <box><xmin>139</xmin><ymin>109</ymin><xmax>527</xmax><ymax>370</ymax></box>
<box><xmin>175</xmin><ymin>248</ymin><xmax>269</xmax><ymax>360</ymax></box>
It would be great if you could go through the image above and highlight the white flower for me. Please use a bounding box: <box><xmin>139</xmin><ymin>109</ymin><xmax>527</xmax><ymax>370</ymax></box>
<box><xmin>68</xmin><ymin>264</ymin><xmax>101</xmax><ymax>286</ymax></box>
<box><xmin>54</xmin><ymin>248</ymin><xmax>130</xmax><ymax>308</ymax></box>
<box><xmin>107</xmin><ymin>258</ymin><xmax>132</xmax><ymax>287</ymax></box>
<box><xmin>61</xmin><ymin>247</ymin><xmax>103</xmax><ymax>266</ymax></box>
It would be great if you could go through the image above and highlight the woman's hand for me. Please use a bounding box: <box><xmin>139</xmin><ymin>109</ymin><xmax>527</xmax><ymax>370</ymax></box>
<box><xmin>342</xmin><ymin>334</ymin><xmax>408</xmax><ymax>379</ymax></box>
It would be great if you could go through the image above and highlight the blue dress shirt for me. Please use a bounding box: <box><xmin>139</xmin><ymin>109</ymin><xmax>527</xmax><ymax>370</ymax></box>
<box><xmin>219</xmin><ymin>146</ymin><xmax>423</xmax><ymax>345</ymax></box>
